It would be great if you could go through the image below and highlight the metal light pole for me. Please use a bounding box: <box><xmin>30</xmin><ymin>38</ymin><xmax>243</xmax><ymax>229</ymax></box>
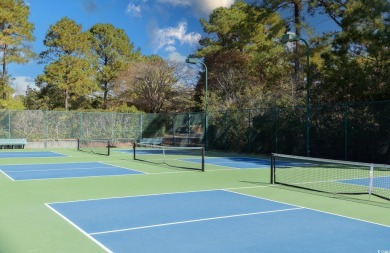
<box><xmin>281</xmin><ymin>33</ymin><xmax>311</xmax><ymax>157</ymax></box>
<box><xmin>186</xmin><ymin>58</ymin><xmax>208</xmax><ymax>149</ymax></box>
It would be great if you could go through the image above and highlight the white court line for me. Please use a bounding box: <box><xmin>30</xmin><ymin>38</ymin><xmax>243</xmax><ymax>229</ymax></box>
<box><xmin>90</xmin><ymin>207</ymin><xmax>303</xmax><ymax>235</ymax></box>
<box><xmin>2</xmin><ymin>166</ymin><xmax>122</xmax><ymax>173</ymax></box>
<box><xmin>49</xmin><ymin>151</ymin><xmax>68</xmax><ymax>156</ymax></box>
<box><xmin>225</xmin><ymin>189</ymin><xmax>390</xmax><ymax>228</ymax></box>
<box><xmin>1</xmin><ymin>162</ymin><xmax>143</xmax><ymax>173</ymax></box>
<box><xmin>98</xmin><ymin>162</ymin><xmax>148</xmax><ymax>174</ymax></box>
<box><xmin>45</xmin><ymin>203</ymin><xmax>114</xmax><ymax>253</ymax></box>
<box><xmin>0</xmin><ymin>169</ymin><xmax>15</xmax><ymax>181</ymax></box>
<box><xmin>13</xmin><ymin>173</ymin><xmax>142</xmax><ymax>182</ymax></box>
<box><xmin>46</xmin><ymin>188</ymin><xmax>390</xmax><ymax>253</ymax></box>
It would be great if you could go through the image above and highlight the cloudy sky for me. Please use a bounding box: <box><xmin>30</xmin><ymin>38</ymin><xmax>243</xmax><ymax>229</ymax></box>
<box><xmin>9</xmin><ymin>0</ymin><xmax>236</xmax><ymax>95</ymax></box>
<box><xmin>10</xmin><ymin>0</ymin><xmax>335</xmax><ymax>96</ymax></box>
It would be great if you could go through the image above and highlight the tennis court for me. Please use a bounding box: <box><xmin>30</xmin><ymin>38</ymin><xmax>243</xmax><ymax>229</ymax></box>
<box><xmin>0</xmin><ymin>151</ymin><xmax>67</xmax><ymax>158</ymax></box>
<box><xmin>271</xmin><ymin>153</ymin><xmax>390</xmax><ymax>201</ymax></box>
<box><xmin>119</xmin><ymin>147</ymin><xmax>273</xmax><ymax>169</ymax></box>
<box><xmin>183</xmin><ymin>157</ymin><xmax>312</xmax><ymax>169</ymax></box>
<box><xmin>0</xmin><ymin>162</ymin><xmax>143</xmax><ymax>180</ymax></box>
<box><xmin>119</xmin><ymin>145</ymin><xmax>291</xmax><ymax>170</ymax></box>
<box><xmin>0</xmin><ymin>147</ymin><xmax>389</xmax><ymax>253</ymax></box>
<box><xmin>47</xmin><ymin>190</ymin><xmax>390</xmax><ymax>253</ymax></box>
<box><xmin>341</xmin><ymin>176</ymin><xmax>390</xmax><ymax>189</ymax></box>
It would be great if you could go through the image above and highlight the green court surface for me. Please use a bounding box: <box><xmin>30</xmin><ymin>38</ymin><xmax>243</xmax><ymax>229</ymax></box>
<box><xmin>0</xmin><ymin>148</ymin><xmax>389</xmax><ymax>253</ymax></box>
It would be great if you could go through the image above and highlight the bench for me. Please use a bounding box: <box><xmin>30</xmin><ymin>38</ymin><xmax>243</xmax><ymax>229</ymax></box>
<box><xmin>0</xmin><ymin>139</ymin><xmax>27</xmax><ymax>149</ymax></box>
<box><xmin>139</xmin><ymin>137</ymin><xmax>163</xmax><ymax>145</ymax></box>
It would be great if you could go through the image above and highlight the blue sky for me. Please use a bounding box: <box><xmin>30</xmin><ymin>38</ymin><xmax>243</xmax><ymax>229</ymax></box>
<box><xmin>10</xmin><ymin>0</ymin><xmax>336</xmax><ymax>95</ymax></box>
<box><xmin>10</xmin><ymin>0</ymin><xmax>238</xmax><ymax>95</ymax></box>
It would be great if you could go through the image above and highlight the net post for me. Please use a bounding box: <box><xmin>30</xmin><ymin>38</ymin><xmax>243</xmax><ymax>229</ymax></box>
<box><xmin>368</xmin><ymin>163</ymin><xmax>374</xmax><ymax>200</ymax></box>
<box><xmin>77</xmin><ymin>138</ymin><xmax>80</xmax><ymax>151</ymax></box>
<box><xmin>201</xmin><ymin>147</ymin><xmax>205</xmax><ymax>172</ymax></box>
<box><xmin>133</xmin><ymin>142</ymin><xmax>136</xmax><ymax>160</ymax></box>
<box><xmin>107</xmin><ymin>140</ymin><xmax>111</xmax><ymax>156</ymax></box>
<box><xmin>270</xmin><ymin>153</ymin><xmax>275</xmax><ymax>184</ymax></box>
<box><xmin>162</xmin><ymin>146</ymin><xmax>166</xmax><ymax>164</ymax></box>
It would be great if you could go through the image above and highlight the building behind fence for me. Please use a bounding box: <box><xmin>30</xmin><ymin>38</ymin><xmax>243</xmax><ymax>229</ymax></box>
<box><xmin>1</xmin><ymin>100</ymin><xmax>389</xmax><ymax>163</ymax></box>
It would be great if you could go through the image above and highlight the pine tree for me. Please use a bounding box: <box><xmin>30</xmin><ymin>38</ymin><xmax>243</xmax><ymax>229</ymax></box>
<box><xmin>0</xmin><ymin>0</ymin><xmax>35</xmax><ymax>101</ymax></box>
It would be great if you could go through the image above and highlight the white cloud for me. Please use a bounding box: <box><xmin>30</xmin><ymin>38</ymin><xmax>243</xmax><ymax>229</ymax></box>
<box><xmin>126</xmin><ymin>0</ymin><xmax>235</xmax><ymax>18</ymax></box>
<box><xmin>11</xmin><ymin>76</ymin><xmax>36</xmax><ymax>96</ymax></box>
<box><xmin>156</xmin><ymin>0</ymin><xmax>191</xmax><ymax>6</ymax></box>
<box><xmin>152</xmin><ymin>21</ymin><xmax>201</xmax><ymax>53</ymax></box>
<box><xmin>156</xmin><ymin>0</ymin><xmax>235</xmax><ymax>16</ymax></box>
<box><xmin>126</xmin><ymin>0</ymin><xmax>151</xmax><ymax>16</ymax></box>
<box><xmin>197</xmin><ymin>0</ymin><xmax>235</xmax><ymax>15</ymax></box>
<box><xmin>167</xmin><ymin>51</ymin><xmax>186</xmax><ymax>62</ymax></box>
<box><xmin>165</xmin><ymin>45</ymin><xmax>177</xmax><ymax>52</ymax></box>
<box><xmin>126</xmin><ymin>4</ymin><xmax>142</xmax><ymax>17</ymax></box>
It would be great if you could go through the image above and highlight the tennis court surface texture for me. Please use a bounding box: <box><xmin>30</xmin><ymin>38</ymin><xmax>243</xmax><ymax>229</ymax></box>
<box><xmin>0</xmin><ymin>148</ymin><xmax>389</xmax><ymax>253</ymax></box>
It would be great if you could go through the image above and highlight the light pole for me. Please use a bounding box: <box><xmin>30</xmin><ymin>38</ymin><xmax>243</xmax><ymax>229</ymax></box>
<box><xmin>186</xmin><ymin>58</ymin><xmax>208</xmax><ymax>149</ymax></box>
<box><xmin>281</xmin><ymin>33</ymin><xmax>311</xmax><ymax>157</ymax></box>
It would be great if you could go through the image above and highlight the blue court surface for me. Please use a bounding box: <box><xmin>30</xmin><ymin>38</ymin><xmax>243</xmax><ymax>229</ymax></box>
<box><xmin>341</xmin><ymin>176</ymin><xmax>390</xmax><ymax>189</ymax></box>
<box><xmin>115</xmin><ymin>150</ymin><xmax>274</xmax><ymax>169</ymax></box>
<box><xmin>185</xmin><ymin>157</ymin><xmax>309</xmax><ymax>169</ymax></box>
<box><xmin>48</xmin><ymin>190</ymin><xmax>390</xmax><ymax>253</ymax></box>
<box><xmin>115</xmin><ymin>149</ymin><xmax>197</xmax><ymax>155</ymax></box>
<box><xmin>0</xmin><ymin>162</ymin><xmax>143</xmax><ymax>180</ymax></box>
<box><xmin>0</xmin><ymin>151</ymin><xmax>67</xmax><ymax>158</ymax></box>
<box><xmin>115</xmin><ymin>150</ymin><xmax>308</xmax><ymax>169</ymax></box>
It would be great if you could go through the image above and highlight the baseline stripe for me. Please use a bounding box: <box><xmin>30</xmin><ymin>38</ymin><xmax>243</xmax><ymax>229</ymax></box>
<box><xmin>4</xmin><ymin>166</ymin><xmax>117</xmax><ymax>173</ymax></box>
<box><xmin>90</xmin><ymin>207</ymin><xmax>303</xmax><ymax>235</ymax></box>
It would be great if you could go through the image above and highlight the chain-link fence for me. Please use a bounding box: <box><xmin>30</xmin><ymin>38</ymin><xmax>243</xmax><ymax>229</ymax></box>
<box><xmin>1</xmin><ymin>100</ymin><xmax>389</xmax><ymax>163</ymax></box>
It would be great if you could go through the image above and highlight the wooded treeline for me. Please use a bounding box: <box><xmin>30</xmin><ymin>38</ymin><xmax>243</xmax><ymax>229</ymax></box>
<box><xmin>1</xmin><ymin>0</ymin><xmax>389</xmax><ymax>112</ymax></box>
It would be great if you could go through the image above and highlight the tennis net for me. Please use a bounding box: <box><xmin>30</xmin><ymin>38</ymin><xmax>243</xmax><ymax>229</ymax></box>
<box><xmin>133</xmin><ymin>143</ymin><xmax>205</xmax><ymax>171</ymax></box>
<box><xmin>77</xmin><ymin>138</ymin><xmax>111</xmax><ymax>156</ymax></box>
<box><xmin>270</xmin><ymin>153</ymin><xmax>390</xmax><ymax>201</ymax></box>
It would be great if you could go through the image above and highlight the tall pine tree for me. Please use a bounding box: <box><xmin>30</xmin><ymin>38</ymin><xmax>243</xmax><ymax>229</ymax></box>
<box><xmin>37</xmin><ymin>17</ymin><xmax>98</xmax><ymax>110</ymax></box>
<box><xmin>0</xmin><ymin>0</ymin><xmax>35</xmax><ymax>102</ymax></box>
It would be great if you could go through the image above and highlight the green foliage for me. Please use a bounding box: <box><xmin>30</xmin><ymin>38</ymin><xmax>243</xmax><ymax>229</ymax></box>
<box><xmin>3</xmin><ymin>0</ymin><xmax>389</xmax><ymax>113</ymax></box>
<box><xmin>37</xmin><ymin>17</ymin><xmax>98</xmax><ymax>110</ymax></box>
<box><xmin>196</xmin><ymin>1</ymin><xmax>290</xmax><ymax>110</ymax></box>
<box><xmin>89</xmin><ymin>23</ymin><xmax>141</xmax><ymax>109</ymax></box>
<box><xmin>0</xmin><ymin>96</ymin><xmax>25</xmax><ymax>109</ymax></box>
<box><xmin>23</xmin><ymin>85</ymin><xmax>62</xmax><ymax>110</ymax></box>
<box><xmin>0</xmin><ymin>0</ymin><xmax>36</xmax><ymax>101</ymax></box>
<box><xmin>106</xmin><ymin>104</ymin><xmax>140</xmax><ymax>113</ymax></box>
<box><xmin>308</xmin><ymin>0</ymin><xmax>390</xmax><ymax>103</ymax></box>
<box><xmin>198</xmin><ymin>1</ymin><xmax>285</xmax><ymax>56</ymax></box>
<box><xmin>40</xmin><ymin>17</ymin><xmax>91</xmax><ymax>58</ymax></box>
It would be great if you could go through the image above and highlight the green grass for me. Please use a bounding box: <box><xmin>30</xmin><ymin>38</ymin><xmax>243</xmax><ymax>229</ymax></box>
<box><xmin>0</xmin><ymin>148</ymin><xmax>389</xmax><ymax>253</ymax></box>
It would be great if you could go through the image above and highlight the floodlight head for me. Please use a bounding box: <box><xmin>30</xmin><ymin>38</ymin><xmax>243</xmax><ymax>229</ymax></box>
<box><xmin>281</xmin><ymin>33</ymin><xmax>300</xmax><ymax>43</ymax></box>
<box><xmin>186</xmin><ymin>58</ymin><xmax>200</xmax><ymax>64</ymax></box>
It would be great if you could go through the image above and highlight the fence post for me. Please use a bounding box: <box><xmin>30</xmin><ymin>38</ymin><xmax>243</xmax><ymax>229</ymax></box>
<box><xmin>111</xmin><ymin>112</ymin><xmax>115</xmax><ymax>143</ymax></box>
<box><xmin>224</xmin><ymin>111</ymin><xmax>228</xmax><ymax>151</ymax></box>
<box><xmin>45</xmin><ymin>110</ymin><xmax>48</xmax><ymax>148</ymax></box>
<box><xmin>172</xmin><ymin>114</ymin><xmax>175</xmax><ymax>146</ymax></box>
<box><xmin>275</xmin><ymin>107</ymin><xmax>279</xmax><ymax>153</ymax></box>
<box><xmin>8</xmin><ymin>110</ymin><xmax>11</xmax><ymax>138</ymax></box>
<box><xmin>187</xmin><ymin>112</ymin><xmax>191</xmax><ymax>144</ymax></box>
<box><xmin>344</xmin><ymin>102</ymin><xmax>349</xmax><ymax>160</ymax></box>
<box><xmin>248</xmin><ymin>109</ymin><xmax>252</xmax><ymax>152</ymax></box>
<box><xmin>139</xmin><ymin>114</ymin><xmax>143</xmax><ymax>141</ymax></box>
<box><xmin>79</xmin><ymin>112</ymin><xmax>83</xmax><ymax>140</ymax></box>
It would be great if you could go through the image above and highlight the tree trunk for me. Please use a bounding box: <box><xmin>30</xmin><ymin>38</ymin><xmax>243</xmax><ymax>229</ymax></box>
<box><xmin>1</xmin><ymin>45</ymin><xmax>7</xmax><ymax>100</ymax></box>
<box><xmin>103</xmin><ymin>82</ymin><xmax>108</xmax><ymax>109</ymax></box>
<box><xmin>293</xmin><ymin>1</ymin><xmax>302</xmax><ymax>104</ymax></box>
<box><xmin>65</xmin><ymin>87</ymin><xmax>69</xmax><ymax>111</ymax></box>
